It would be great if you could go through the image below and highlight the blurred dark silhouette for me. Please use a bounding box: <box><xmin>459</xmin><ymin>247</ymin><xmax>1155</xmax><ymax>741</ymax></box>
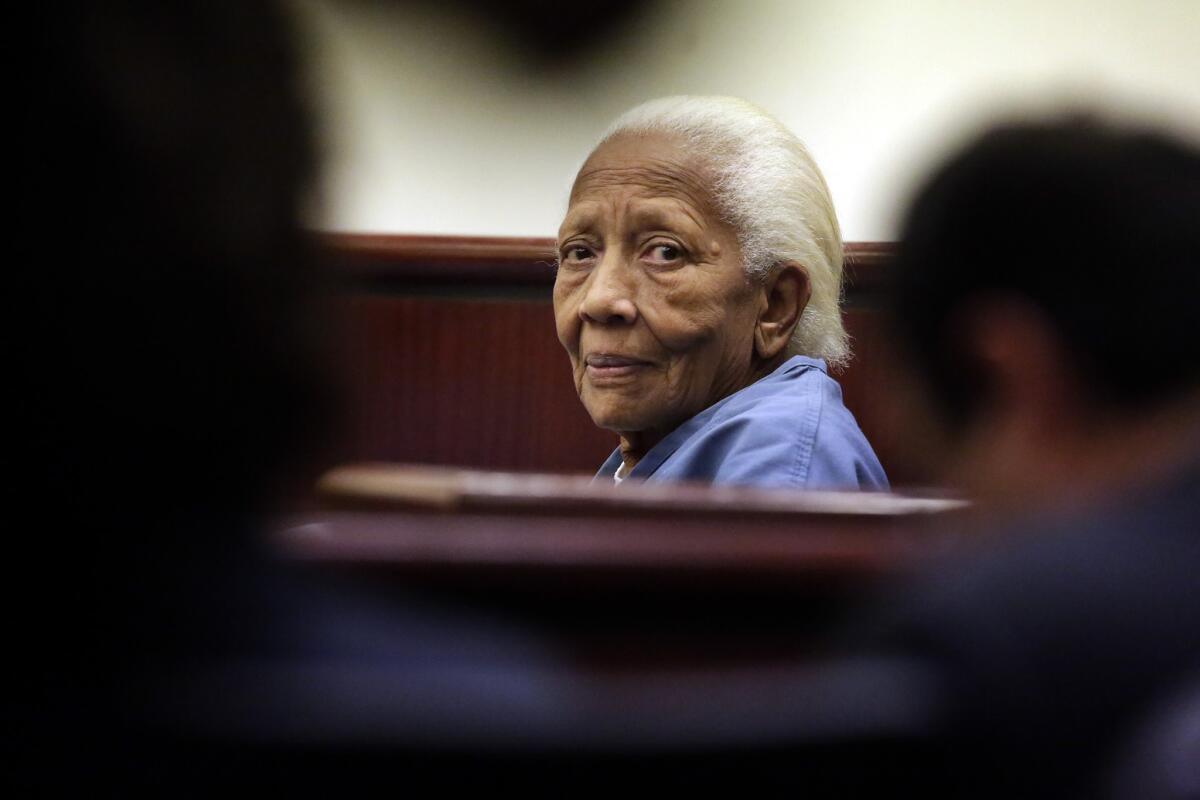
<box><xmin>1107</xmin><ymin>671</ymin><xmax>1200</xmax><ymax>799</ymax></box>
<box><xmin>429</xmin><ymin>0</ymin><xmax>657</xmax><ymax>65</ymax></box>
<box><xmin>843</xmin><ymin>118</ymin><xmax>1200</xmax><ymax>796</ymax></box>
<box><xmin>12</xmin><ymin>2</ymin><xmax>575</xmax><ymax>791</ymax></box>
<box><xmin>16</xmin><ymin>0</ymin><xmax>326</xmax><ymax>782</ymax></box>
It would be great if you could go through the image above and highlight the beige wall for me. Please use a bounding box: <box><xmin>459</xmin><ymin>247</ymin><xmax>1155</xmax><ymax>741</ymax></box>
<box><xmin>292</xmin><ymin>0</ymin><xmax>1200</xmax><ymax>240</ymax></box>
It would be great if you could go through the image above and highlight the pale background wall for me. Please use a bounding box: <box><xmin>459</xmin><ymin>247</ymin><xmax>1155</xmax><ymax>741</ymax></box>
<box><xmin>291</xmin><ymin>0</ymin><xmax>1200</xmax><ymax>241</ymax></box>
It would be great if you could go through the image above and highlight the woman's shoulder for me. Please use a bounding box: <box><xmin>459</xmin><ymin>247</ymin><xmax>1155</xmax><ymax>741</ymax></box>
<box><xmin>709</xmin><ymin>356</ymin><xmax>835</xmax><ymax>423</ymax></box>
<box><xmin>699</xmin><ymin>357</ymin><xmax>887</xmax><ymax>489</ymax></box>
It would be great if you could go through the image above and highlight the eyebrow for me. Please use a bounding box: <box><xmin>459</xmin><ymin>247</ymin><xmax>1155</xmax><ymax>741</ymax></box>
<box><xmin>628</xmin><ymin>201</ymin><xmax>706</xmax><ymax>234</ymax></box>
<box><xmin>557</xmin><ymin>205</ymin><xmax>600</xmax><ymax>244</ymax></box>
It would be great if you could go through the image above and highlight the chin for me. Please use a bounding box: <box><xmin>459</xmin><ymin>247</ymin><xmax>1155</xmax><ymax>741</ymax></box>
<box><xmin>585</xmin><ymin>402</ymin><xmax>658</xmax><ymax>435</ymax></box>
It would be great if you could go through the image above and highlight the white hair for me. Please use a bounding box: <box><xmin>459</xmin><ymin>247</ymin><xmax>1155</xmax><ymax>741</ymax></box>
<box><xmin>595</xmin><ymin>96</ymin><xmax>849</xmax><ymax>367</ymax></box>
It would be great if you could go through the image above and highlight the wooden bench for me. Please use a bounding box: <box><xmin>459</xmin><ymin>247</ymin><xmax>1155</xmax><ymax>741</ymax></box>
<box><xmin>277</xmin><ymin>464</ymin><xmax>968</xmax><ymax>669</ymax></box>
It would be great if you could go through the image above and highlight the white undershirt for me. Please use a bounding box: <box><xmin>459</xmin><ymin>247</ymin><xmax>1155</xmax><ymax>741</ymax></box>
<box><xmin>613</xmin><ymin>460</ymin><xmax>630</xmax><ymax>485</ymax></box>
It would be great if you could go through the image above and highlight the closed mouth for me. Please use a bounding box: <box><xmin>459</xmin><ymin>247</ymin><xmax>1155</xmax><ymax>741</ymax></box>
<box><xmin>586</xmin><ymin>353</ymin><xmax>651</xmax><ymax>368</ymax></box>
<box><xmin>584</xmin><ymin>353</ymin><xmax>652</xmax><ymax>381</ymax></box>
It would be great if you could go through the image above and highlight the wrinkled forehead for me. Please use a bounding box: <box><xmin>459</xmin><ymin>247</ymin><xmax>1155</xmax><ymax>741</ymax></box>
<box><xmin>567</xmin><ymin>132</ymin><xmax>719</xmax><ymax>218</ymax></box>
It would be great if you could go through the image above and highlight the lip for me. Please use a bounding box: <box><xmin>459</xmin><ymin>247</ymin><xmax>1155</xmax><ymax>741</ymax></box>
<box><xmin>584</xmin><ymin>352</ymin><xmax>652</xmax><ymax>381</ymax></box>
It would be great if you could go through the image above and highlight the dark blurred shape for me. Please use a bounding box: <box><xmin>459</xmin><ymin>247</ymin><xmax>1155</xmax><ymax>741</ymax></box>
<box><xmin>1107</xmin><ymin>672</ymin><xmax>1200</xmax><ymax>800</ymax></box>
<box><xmin>16</xmin><ymin>0</ymin><xmax>330</xmax><ymax>779</ymax></box>
<box><xmin>11</xmin><ymin>1</ymin><xmax>573</xmax><ymax>791</ymax></box>
<box><xmin>409</xmin><ymin>0</ymin><xmax>659</xmax><ymax>65</ymax></box>
<box><xmin>891</xmin><ymin>116</ymin><xmax>1200</xmax><ymax>430</ymax></box>
<box><xmin>22</xmin><ymin>1</ymin><xmax>331</xmax><ymax>522</ymax></box>
<box><xmin>842</xmin><ymin>118</ymin><xmax>1200</xmax><ymax>795</ymax></box>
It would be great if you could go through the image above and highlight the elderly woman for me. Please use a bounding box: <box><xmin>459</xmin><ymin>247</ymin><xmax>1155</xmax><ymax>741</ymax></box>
<box><xmin>553</xmin><ymin>96</ymin><xmax>887</xmax><ymax>489</ymax></box>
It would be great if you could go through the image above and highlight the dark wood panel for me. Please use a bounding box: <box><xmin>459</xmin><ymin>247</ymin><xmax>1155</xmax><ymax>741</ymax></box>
<box><xmin>314</xmin><ymin>463</ymin><xmax>962</xmax><ymax>517</ymax></box>
<box><xmin>323</xmin><ymin>232</ymin><xmax>558</xmax><ymax>287</ymax></box>
<box><xmin>334</xmin><ymin>294</ymin><xmax>616</xmax><ymax>473</ymax></box>
<box><xmin>839</xmin><ymin>308</ymin><xmax>926</xmax><ymax>484</ymax></box>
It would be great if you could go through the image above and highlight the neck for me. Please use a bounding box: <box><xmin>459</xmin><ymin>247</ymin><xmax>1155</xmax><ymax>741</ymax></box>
<box><xmin>617</xmin><ymin>433</ymin><xmax>653</xmax><ymax>473</ymax></box>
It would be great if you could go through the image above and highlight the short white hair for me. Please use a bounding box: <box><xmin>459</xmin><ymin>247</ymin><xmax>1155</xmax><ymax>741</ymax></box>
<box><xmin>595</xmin><ymin>96</ymin><xmax>849</xmax><ymax>367</ymax></box>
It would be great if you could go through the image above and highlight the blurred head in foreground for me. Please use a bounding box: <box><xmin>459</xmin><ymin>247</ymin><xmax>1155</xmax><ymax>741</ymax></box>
<box><xmin>25</xmin><ymin>2</ymin><xmax>329</xmax><ymax>529</ymax></box>
<box><xmin>19</xmin><ymin>5</ymin><xmax>557</xmax><ymax>791</ymax></box>
<box><xmin>553</xmin><ymin>96</ymin><xmax>887</xmax><ymax>489</ymax></box>
<box><xmin>857</xmin><ymin>117</ymin><xmax>1200</xmax><ymax>798</ymax></box>
<box><xmin>19</xmin><ymin>0</ymin><xmax>331</xmax><ymax>741</ymax></box>
<box><xmin>889</xmin><ymin>117</ymin><xmax>1200</xmax><ymax>511</ymax></box>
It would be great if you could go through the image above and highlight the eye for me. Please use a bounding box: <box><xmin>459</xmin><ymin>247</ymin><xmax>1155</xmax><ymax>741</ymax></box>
<box><xmin>559</xmin><ymin>244</ymin><xmax>596</xmax><ymax>268</ymax></box>
<box><xmin>642</xmin><ymin>242</ymin><xmax>684</xmax><ymax>266</ymax></box>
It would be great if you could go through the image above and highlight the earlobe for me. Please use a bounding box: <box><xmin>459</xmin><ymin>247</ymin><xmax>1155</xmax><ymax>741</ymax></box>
<box><xmin>754</xmin><ymin>261</ymin><xmax>810</xmax><ymax>360</ymax></box>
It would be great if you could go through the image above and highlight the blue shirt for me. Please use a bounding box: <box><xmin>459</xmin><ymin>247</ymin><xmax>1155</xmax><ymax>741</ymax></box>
<box><xmin>595</xmin><ymin>355</ymin><xmax>888</xmax><ymax>490</ymax></box>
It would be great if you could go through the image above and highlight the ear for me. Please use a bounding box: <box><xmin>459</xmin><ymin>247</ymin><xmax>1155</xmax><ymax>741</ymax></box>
<box><xmin>753</xmin><ymin>261</ymin><xmax>811</xmax><ymax>360</ymax></box>
<box><xmin>955</xmin><ymin>296</ymin><xmax>1081</xmax><ymax>437</ymax></box>
<box><xmin>942</xmin><ymin>296</ymin><xmax>1094</xmax><ymax>507</ymax></box>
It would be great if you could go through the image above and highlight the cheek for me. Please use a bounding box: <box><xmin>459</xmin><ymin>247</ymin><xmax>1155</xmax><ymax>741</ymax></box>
<box><xmin>552</xmin><ymin>282</ymin><xmax>583</xmax><ymax>351</ymax></box>
<box><xmin>641</xmin><ymin>283</ymin><xmax>730</xmax><ymax>353</ymax></box>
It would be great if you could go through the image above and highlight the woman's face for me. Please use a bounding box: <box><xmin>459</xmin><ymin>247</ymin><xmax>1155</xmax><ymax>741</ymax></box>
<box><xmin>553</xmin><ymin>132</ymin><xmax>761</xmax><ymax>443</ymax></box>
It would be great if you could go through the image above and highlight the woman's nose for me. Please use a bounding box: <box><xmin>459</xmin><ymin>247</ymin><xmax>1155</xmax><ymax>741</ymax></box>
<box><xmin>579</xmin><ymin>258</ymin><xmax>637</xmax><ymax>325</ymax></box>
